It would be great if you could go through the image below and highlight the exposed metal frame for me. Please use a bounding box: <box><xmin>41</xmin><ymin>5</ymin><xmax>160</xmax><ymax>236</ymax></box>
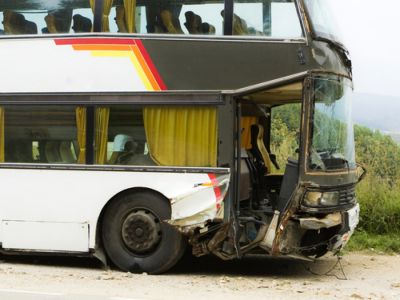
<box><xmin>295</xmin><ymin>0</ymin><xmax>311</xmax><ymax>44</ymax></box>
<box><xmin>225</xmin><ymin>71</ymin><xmax>309</xmax><ymax>97</ymax></box>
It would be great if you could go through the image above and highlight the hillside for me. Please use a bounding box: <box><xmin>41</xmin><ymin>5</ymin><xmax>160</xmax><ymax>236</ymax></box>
<box><xmin>353</xmin><ymin>93</ymin><xmax>400</xmax><ymax>133</ymax></box>
<box><xmin>383</xmin><ymin>131</ymin><xmax>400</xmax><ymax>143</ymax></box>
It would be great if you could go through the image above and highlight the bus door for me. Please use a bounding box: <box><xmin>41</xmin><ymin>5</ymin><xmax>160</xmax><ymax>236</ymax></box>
<box><xmin>225</xmin><ymin>72</ymin><xmax>308</xmax><ymax>252</ymax></box>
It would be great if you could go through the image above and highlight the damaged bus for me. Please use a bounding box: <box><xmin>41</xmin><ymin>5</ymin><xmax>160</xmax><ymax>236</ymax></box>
<box><xmin>0</xmin><ymin>0</ymin><xmax>363</xmax><ymax>273</ymax></box>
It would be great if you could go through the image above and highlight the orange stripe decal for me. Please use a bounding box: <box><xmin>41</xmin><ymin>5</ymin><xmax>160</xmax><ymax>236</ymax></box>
<box><xmin>55</xmin><ymin>38</ymin><xmax>167</xmax><ymax>91</ymax></box>
<box><xmin>130</xmin><ymin>45</ymin><xmax>160</xmax><ymax>91</ymax></box>
<box><xmin>72</xmin><ymin>44</ymin><xmax>132</xmax><ymax>51</ymax></box>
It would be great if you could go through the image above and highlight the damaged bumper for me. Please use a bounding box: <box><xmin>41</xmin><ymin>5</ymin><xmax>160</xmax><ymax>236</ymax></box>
<box><xmin>275</xmin><ymin>203</ymin><xmax>360</xmax><ymax>257</ymax></box>
<box><xmin>299</xmin><ymin>212</ymin><xmax>342</xmax><ymax>230</ymax></box>
<box><xmin>167</xmin><ymin>173</ymin><xmax>230</xmax><ymax>231</ymax></box>
<box><xmin>299</xmin><ymin>203</ymin><xmax>360</xmax><ymax>252</ymax></box>
<box><xmin>330</xmin><ymin>203</ymin><xmax>360</xmax><ymax>250</ymax></box>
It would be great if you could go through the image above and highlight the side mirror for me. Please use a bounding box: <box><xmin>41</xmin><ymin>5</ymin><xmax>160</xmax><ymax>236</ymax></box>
<box><xmin>356</xmin><ymin>164</ymin><xmax>367</xmax><ymax>183</ymax></box>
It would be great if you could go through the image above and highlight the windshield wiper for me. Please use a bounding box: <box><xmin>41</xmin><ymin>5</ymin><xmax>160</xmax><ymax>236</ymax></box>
<box><xmin>310</xmin><ymin>148</ymin><xmax>326</xmax><ymax>171</ymax></box>
<box><xmin>322</xmin><ymin>156</ymin><xmax>351</xmax><ymax>173</ymax></box>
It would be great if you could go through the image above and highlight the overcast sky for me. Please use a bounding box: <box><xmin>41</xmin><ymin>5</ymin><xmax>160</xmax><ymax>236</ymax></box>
<box><xmin>328</xmin><ymin>0</ymin><xmax>400</xmax><ymax>98</ymax></box>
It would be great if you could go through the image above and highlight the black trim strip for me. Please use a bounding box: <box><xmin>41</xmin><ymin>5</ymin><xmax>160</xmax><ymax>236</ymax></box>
<box><xmin>0</xmin><ymin>92</ymin><xmax>224</xmax><ymax>106</ymax></box>
<box><xmin>0</xmin><ymin>32</ymin><xmax>306</xmax><ymax>43</ymax></box>
<box><xmin>224</xmin><ymin>0</ymin><xmax>234</xmax><ymax>36</ymax></box>
<box><xmin>0</xmin><ymin>163</ymin><xmax>230</xmax><ymax>174</ymax></box>
<box><xmin>93</xmin><ymin>0</ymin><xmax>104</xmax><ymax>32</ymax></box>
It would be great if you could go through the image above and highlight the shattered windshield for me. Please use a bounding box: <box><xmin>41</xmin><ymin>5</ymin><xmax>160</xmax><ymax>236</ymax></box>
<box><xmin>309</xmin><ymin>77</ymin><xmax>356</xmax><ymax>171</ymax></box>
<box><xmin>303</xmin><ymin>0</ymin><xmax>343</xmax><ymax>44</ymax></box>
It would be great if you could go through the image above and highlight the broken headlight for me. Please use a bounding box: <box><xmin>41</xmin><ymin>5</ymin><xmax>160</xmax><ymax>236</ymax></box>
<box><xmin>303</xmin><ymin>191</ymin><xmax>340</xmax><ymax>207</ymax></box>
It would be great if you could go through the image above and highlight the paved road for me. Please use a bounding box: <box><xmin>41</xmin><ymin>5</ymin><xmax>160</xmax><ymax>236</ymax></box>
<box><xmin>0</xmin><ymin>253</ymin><xmax>399</xmax><ymax>299</ymax></box>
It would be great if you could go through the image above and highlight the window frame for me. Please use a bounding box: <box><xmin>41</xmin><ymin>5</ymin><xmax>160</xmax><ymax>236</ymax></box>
<box><xmin>0</xmin><ymin>0</ymin><xmax>307</xmax><ymax>42</ymax></box>
<box><xmin>0</xmin><ymin>92</ymin><xmax>225</xmax><ymax>173</ymax></box>
<box><xmin>2</xmin><ymin>104</ymin><xmax>80</xmax><ymax>164</ymax></box>
<box><xmin>97</xmin><ymin>0</ymin><xmax>306</xmax><ymax>39</ymax></box>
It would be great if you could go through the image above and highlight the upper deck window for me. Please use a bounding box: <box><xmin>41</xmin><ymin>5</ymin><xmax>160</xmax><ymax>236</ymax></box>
<box><xmin>0</xmin><ymin>0</ymin><xmax>303</xmax><ymax>38</ymax></box>
<box><xmin>108</xmin><ymin>0</ymin><xmax>224</xmax><ymax>35</ymax></box>
<box><xmin>233</xmin><ymin>0</ymin><xmax>303</xmax><ymax>38</ymax></box>
<box><xmin>303</xmin><ymin>0</ymin><xmax>343</xmax><ymax>44</ymax></box>
<box><xmin>0</xmin><ymin>0</ymin><xmax>94</xmax><ymax>35</ymax></box>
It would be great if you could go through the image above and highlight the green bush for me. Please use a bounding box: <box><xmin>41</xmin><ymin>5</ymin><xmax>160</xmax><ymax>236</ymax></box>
<box><xmin>354</xmin><ymin>125</ymin><xmax>400</xmax><ymax>183</ymax></box>
<box><xmin>354</xmin><ymin>125</ymin><xmax>400</xmax><ymax>241</ymax></box>
<box><xmin>356</xmin><ymin>176</ymin><xmax>400</xmax><ymax>235</ymax></box>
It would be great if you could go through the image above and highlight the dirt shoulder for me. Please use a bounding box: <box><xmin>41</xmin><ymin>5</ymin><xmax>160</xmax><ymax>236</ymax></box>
<box><xmin>0</xmin><ymin>252</ymin><xmax>399</xmax><ymax>299</ymax></box>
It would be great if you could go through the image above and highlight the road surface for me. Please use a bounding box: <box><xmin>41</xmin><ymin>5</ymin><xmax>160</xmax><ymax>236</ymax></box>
<box><xmin>0</xmin><ymin>252</ymin><xmax>399</xmax><ymax>299</ymax></box>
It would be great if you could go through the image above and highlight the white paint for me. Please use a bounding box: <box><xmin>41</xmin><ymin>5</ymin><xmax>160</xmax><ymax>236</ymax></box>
<box><xmin>347</xmin><ymin>203</ymin><xmax>360</xmax><ymax>232</ymax></box>
<box><xmin>0</xmin><ymin>39</ymin><xmax>146</xmax><ymax>93</ymax></box>
<box><xmin>2</xmin><ymin>221</ymin><xmax>89</xmax><ymax>252</ymax></box>
<box><xmin>0</xmin><ymin>167</ymin><xmax>229</xmax><ymax>252</ymax></box>
<box><xmin>170</xmin><ymin>174</ymin><xmax>229</xmax><ymax>226</ymax></box>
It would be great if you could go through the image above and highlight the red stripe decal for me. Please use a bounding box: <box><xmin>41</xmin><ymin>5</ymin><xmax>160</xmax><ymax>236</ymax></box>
<box><xmin>54</xmin><ymin>38</ymin><xmax>136</xmax><ymax>45</ymax></box>
<box><xmin>135</xmin><ymin>39</ymin><xmax>167</xmax><ymax>90</ymax></box>
<box><xmin>208</xmin><ymin>173</ymin><xmax>222</xmax><ymax>209</ymax></box>
<box><xmin>54</xmin><ymin>37</ymin><xmax>167</xmax><ymax>91</ymax></box>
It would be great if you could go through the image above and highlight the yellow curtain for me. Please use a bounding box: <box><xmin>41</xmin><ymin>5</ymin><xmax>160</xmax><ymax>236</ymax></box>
<box><xmin>89</xmin><ymin>1</ymin><xmax>95</xmax><ymax>19</ymax></box>
<box><xmin>0</xmin><ymin>107</ymin><xmax>4</xmax><ymax>163</ymax></box>
<box><xmin>90</xmin><ymin>0</ymin><xmax>113</xmax><ymax>32</ymax></box>
<box><xmin>143</xmin><ymin>107</ymin><xmax>217</xmax><ymax>167</ymax></box>
<box><xmin>75</xmin><ymin>107</ymin><xmax>86</xmax><ymax>164</ymax></box>
<box><xmin>124</xmin><ymin>0</ymin><xmax>136</xmax><ymax>33</ymax></box>
<box><xmin>95</xmin><ymin>107</ymin><xmax>110</xmax><ymax>164</ymax></box>
<box><xmin>241</xmin><ymin>116</ymin><xmax>257</xmax><ymax>149</ymax></box>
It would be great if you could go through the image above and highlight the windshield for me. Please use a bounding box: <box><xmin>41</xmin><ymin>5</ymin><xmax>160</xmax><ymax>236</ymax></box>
<box><xmin>309</xmin><ymin>77</ymin><xmax>356</xmax><ymax>171</ymax></box>
<box><xmin>303</xmin><ymin>0</ymin><xmax>343</xmax><ymax>44</ymax></box>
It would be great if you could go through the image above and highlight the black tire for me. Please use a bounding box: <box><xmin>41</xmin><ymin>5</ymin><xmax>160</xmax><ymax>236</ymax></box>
<box><xmin>102</xmin><ymin>191</ymin><xmax>186</xmax><ymax>274</ymax></box>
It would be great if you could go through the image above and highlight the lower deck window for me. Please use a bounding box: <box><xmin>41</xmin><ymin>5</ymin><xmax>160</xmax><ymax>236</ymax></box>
<box><xmin>95</xmin><ymin>106</ymin><xmax>218</xmax><ymax>167</ymax></box>
<box><xmin>0</xmin><ymin>104</ymin><xmax>218</xmax><ymax>168</ymax></box>
<box><xmin>3</xmin><ymin>106</ymin><xmax>78</xmax><ymax>164</ymax></box>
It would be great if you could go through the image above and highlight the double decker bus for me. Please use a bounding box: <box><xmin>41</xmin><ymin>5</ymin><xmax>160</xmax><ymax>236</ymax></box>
<box><xmin>0</xmin><ymin>0</ymin><xmax>362</xmax><ymax>274</ymax></box>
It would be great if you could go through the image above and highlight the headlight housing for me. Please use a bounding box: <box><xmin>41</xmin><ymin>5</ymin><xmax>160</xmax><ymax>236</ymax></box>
<box><xmin>303</xmin><ymin>191</ymin><xmax>340</xmax><ymax>207</ymax></box>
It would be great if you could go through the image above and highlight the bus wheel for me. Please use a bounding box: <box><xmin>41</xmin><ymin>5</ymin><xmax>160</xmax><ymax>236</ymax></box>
<box><xmin>101</xmin><ymin>191</ymin><xmax>186</xmax><ymax>274</ymax></box>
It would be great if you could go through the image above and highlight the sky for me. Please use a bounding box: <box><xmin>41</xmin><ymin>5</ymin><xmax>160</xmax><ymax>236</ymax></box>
<box><xmin>328</xmin><ymin>0</ymin><xmax>400</xmax><ymax>98</ymax></box>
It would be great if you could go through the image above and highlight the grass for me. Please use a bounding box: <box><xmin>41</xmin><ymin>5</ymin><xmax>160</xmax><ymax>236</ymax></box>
<box><xmin>344</xmin><ymin>176</ymin><xmax>400</xmax><ymax>254</ymax></box>
<box><xmin>346</xmin><ymin>230</ymin><xmax>400</xmax><ymax>254</ymax></box>
<box><xmin>356</xmin><ymin>176</ymin><xmax>400</xmax><ymax>235</ymax></box>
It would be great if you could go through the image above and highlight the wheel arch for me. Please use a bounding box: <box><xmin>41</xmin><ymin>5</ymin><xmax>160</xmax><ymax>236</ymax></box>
<box><xmin>94</xmin><ymin>187</ymin><xmax>171</xmax><ymax>252</ymax></box>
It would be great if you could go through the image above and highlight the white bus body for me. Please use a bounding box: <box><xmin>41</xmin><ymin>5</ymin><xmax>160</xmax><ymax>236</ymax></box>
<box><xmin>0</xmin><ymin>167</ymin><xmax>229</xmax><ymax>252</ymax></box>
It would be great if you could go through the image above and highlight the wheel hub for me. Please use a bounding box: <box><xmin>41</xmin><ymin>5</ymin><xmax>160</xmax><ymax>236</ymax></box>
<box><xmin>121</xmin><ymin>209</ymin><xmax>161</xmax><ymax>254</ymax></box>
